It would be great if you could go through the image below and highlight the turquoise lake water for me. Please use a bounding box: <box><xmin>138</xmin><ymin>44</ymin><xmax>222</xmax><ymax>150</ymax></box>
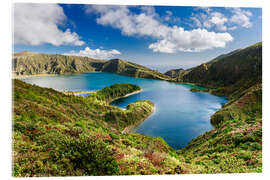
<box><xmin>20</xmin><ymin>72</ymin><xmax>227</xmax><ymax>149</ymax></box>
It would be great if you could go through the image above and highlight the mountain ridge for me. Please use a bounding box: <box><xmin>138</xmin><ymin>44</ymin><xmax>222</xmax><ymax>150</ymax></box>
<box><xmin>165</xmin><ymin>42</ymin><xmax>262</xmax><ymax>97</ymax></box>
<box><xmin>12</xmin><ymin>52</ymin><xmax>171</xmax><ymax>80</ymax></box>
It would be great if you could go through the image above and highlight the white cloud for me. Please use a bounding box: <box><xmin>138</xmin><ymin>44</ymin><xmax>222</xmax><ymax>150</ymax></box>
<box><xmin>149</xmin><ymin>28</ymin><xmax>233</xmax><ymax>53</ymax></box>
<box><xmin>13</xmin><ymin>3</ymin><xmax>84</xmax><ymax>46</ymax></box>
<box><xmin>230</xmin><ymin>8</ymin><xmax>252</xmax><ymax>28</ymax></box>
<box><xmin>228</xmin><ymin>26</ymin><xmax>237</xmax><ymax>31</ymax></box>
<box><xmin>190</xmin><ymin>16</ymin><xmax>202</xmax><ymax>27</ymax></box>
<box><xmin>164</xmin><ymin>11</ymin><xmax>173</xmax><ymax>21</ymax></box>
<box><xmin>209</xmin><ymin>12</ymin><xmax>228</xmax><ymax>31</ymax></box>
<box><xmin>191</xmin><ymin>7</ymin><xmax>253</xmax><ymax>31</ymax></box>
<box><xmin>191</xmin><ymin>9</ymin><xmax>228</xmax><ymax>31</ymax></box>
<box><xmin>86</xmin><ymin>5</ymin><xmax>233</xmax><ymax>53</ymax></box>
<box><xmin>65</xmin><ymin>47</ymin><xmax>121</xmax><ymax>59</ymax></box>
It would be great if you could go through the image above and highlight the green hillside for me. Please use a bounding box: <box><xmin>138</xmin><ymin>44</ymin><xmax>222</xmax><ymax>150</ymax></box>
<box><xmin>164</xmin><ymin>68</ymin><xmax>188</xmax><ymax>79</ymax></box>
<box><xmin>12</xmin><ymin>42</ymin><xmax>263</xmax><ymax>176</ymax></box>
<box><xmin>178</xmin><ymin>83</ymin><xmax>262</xmax><ymax>173</ymax></box>
<box><xmin>13</xmin><ymin>80</ymin><xmax>184</xmax><ymax>176</ymax></box>
<box><xmin>168</xmin><ymin>42</ymin><xmax>262</xmax><ymax>97</ymax></box>
<box><xmin>100</xmin><ymin>59</ymin><xmax>171</xmax><ymax>80</ymax></box>
<box><xmin>164</xmin><ymin>42</ymin><xmax>262</xmax><ymax>173</ymax></box>
<box><xmin>12</xmin><ymin>51</ymin><xmax>171</xmax><ymax>80</ymax></box>
<box><xmin>12</xmin><ymin>51</ymin><xmax>104</xmax><ymax>76</ymax></box>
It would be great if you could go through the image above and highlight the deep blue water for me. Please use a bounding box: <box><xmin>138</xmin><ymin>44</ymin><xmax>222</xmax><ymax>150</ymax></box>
<box><xmin>20</xmin><ymin>72</ymin><xmax>227</xmax><ymax>149</ymax></box>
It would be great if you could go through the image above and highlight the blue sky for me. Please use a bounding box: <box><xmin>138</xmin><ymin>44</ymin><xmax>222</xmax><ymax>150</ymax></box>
<box><xmin>13</xmin><ymin>4</ymin><xmax>262</xmax><ymax>72</ymax></box>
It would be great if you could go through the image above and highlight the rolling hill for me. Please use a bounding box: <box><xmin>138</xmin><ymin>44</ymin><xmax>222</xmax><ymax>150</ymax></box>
<box><xmin>12</xmin><ymin>51</ymin><xmax>171</xmax><ymax>80</ymax></box>
<box><xmin>165</xmin><ymin>42</ymin><xmax>262</xmax><ymax>97</ymax></box>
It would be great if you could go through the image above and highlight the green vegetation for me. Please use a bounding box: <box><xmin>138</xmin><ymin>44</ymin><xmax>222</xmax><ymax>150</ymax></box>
<box><xmin>100</xmin><ymin>59</ymin><xmax>171</xmax><ymax>80</ymax></box>
<box><xmin>171</xmin><ymin>42</ymin><xmax>262</xmax><ymax>173</ymax></box>
<box><xmin>12</xmin><ymin>52</ymin><xmax>171</xmax><ymax>80</ymax></box>
<box><xmin>12</xmin><ymin>51</ymin><xmax>105</xmax><ymax>76</ymax></box>
<box><xmin>168</xmin><ymin>42</ymin><xmax>262</xmax><ymax>97</ymax></box>
<box><xmin>89</xmin><ymin>83</ymin><xmax>141</xmax><ymax>103</ymax></box>
<box><xmin>178</xmin><ymin>83</ymin><xmax>262</xmax><ymax>173</ymax></box>
<box><xmin>13</xmin><ymin>80</ymin><xmax>184</xmax><ymax>177</ymax></box>
<box><xmin>165</xmin><ymin>68</ymin><xmax>188</xmax><ymax>79</ymax></box>
<box><xmin>190</xmin><ymin>88</ymin><xmax>201</xmax><ymax>92</ymax></box>
<box><xmin>12</xmin><ymin>42</ymin><xmax>262</xmax><ymax>176</ymax></box>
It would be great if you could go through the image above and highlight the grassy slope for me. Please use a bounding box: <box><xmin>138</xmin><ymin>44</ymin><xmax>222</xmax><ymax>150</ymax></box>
<box><xmin>178</xmin><ymin>83</ymin><xmax>262</xmax><ymax>173</ymax></box>
<box><xmin>12</xmin><ymin>52</ymin><xmax>171</xmax><ymax>80</ymax></box>
<box><xmin>170</xmin><ymin>42</ymin><xmax>262</xmax><ymax>173</ymax></box>
<box><xmin>101</xmin><ymin>59</ymin><xmax>171</xmax><ymax>80</ymax></box>
<box><xmin>164</xmin><ymin>68</ymin><xmax>188</xmax><ymax>79</ymax></box>
<box><xmin>181</xmin><ymin>42</ymin><xmax>262</xmax><ymax>96</ymax></box>
<box><xmin>12</xmin><ymin>42</ymin><xmax>263</xmax><ymax>175</ymax></box>
<box><xmin>12</xmin><ymin>51</ymin><xmax>105</xmax><ymax>76</ymax></box>
<box><xmin>13</xmin><ymin>80</ymin><xmax>183</xmax><ymax>177</ymax></box>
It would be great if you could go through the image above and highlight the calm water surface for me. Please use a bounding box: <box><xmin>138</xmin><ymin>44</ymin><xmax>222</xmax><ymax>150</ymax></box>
<box><xmin>20</xmin><ymin>72</ymin><xmax>227</xmax><ymax>149</ymax></box>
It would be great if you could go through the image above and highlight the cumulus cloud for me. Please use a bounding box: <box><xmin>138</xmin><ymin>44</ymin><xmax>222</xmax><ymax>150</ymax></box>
<box><xmin>64</xmin><ymin>47</ymin><xmax>121</xmax><ymax>59</ymax></box>
<box><xmin>149</xmin><ymin>28</ymin><xmax>233</xmax><ymax>53</ymax></box>
<box><xmin>191</xmin><ymin>7</ymin><xmax>253</xmax><ymax>31</ymax></box>
<box><xmin>209</xmin><ymin>12</ymin><xmax>228</xmax><ymax>31</ymax></box>
<box><xmin>85</xmin><ymin>5</ymin><xmax>233</xmax><ymax>53</ymax></box>
<box><xmin>230</xmin><ymin>8</ymin><xmax>252</xmax><ymax>28</ymax></box>
<box><xmin>191</xmin><ymin>9</ymin><xmax>228</xmax><ymax>31</ymax></box>
<box><xmin>13</xmin><ymin>3</ymin><xmax>84</xmax><ymax>46</ymax></box>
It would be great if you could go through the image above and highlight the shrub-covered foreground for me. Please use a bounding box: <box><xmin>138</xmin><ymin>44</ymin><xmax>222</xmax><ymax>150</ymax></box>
<box><xmin>12</xmin><ymin>78</ymin><xmax>262</xmax><ymax>176</ymax></box>
<box><xmin>13</xmin><ymin>80</ymin><xmax>183</xmax><ymax>176</ymax></box>
<box><xmin>179</xmin><ymin>84</ymin><xmax>262</xmax><ymax>173</ymax></box>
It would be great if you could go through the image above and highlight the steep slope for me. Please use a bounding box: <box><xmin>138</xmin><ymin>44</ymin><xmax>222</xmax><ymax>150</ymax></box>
<box><xmin>164</xmin><ymin>68</ymin><xmax>188</xmax><ymax>78</ymax></box>
<box><xmin>12</xmin><ymin>51</ymin><xmax>105</xmax><ymax>76</ymax></box>
<box><xmin>178</xmin><ymin>83</ymin><xmax>262</xmax><ymax>173</ymax></box>
<box><xmin>180</xmin><ymin>42</ymin><xmax>262</xmax><ymax>96</ymax></box>
<box><xmin>172</xmin><ymin>42</ymin><xmax>263</xmax><ymax>173</ymax></box>
<box><xmin>12</xmin><ymin>42</ymin><xmax>263</xmax><ymax>175</ymax></box>
<box><xmin>13</xmin><ymin>80</ymin><xmax>183</xmax><ymax>177</ymax></box>
<box><xmin>12</xmin><ymin>52</ymin><xmax>171</xmax><ymax>80</ymax></box>
<box><xmin>100</xmin><ymin>59</ymin><xmax>171</xmax><ymax>80</ymax></box>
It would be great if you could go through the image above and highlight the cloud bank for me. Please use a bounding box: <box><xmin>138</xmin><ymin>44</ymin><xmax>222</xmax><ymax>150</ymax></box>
<box><xmin>65</xmin><ymin>47</ymin><xmax>121</xmax><ymax>59</ymax></box>
<box><xmin>13</xmin><ymin>4</ymin><xmax>84</xmax><ymax>46</ymax></box>
<box><xmin>85</xmin><ymin>5</ymin><xmax>233</xmax><ymax>53</ymax></box>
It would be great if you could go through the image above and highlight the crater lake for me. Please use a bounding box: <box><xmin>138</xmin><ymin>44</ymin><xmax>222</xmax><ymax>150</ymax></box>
<box><xmin>20</xmin><ymin>72</ymin><xmax>227</xmax><ymax>149</ymax></box>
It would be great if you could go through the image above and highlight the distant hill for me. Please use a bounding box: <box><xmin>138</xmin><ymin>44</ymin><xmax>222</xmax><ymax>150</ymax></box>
<box><xmin>12</xmin><ymin>51</ymin><xmax>104</xmax><ymax>75</ymax></box>
<box><xmin>165</xmin><ymin>42</ymin><xmax>262</xmax><ymax>97</ymax></box>
<box><xmin>12</xmin><ymin>51</ymin><xmax>171</xmax><ymax>80</ymax></box>
<box><xmin>100</xmin><ymin>59</ymin><xmax>171</xmax><ymax>80</ymax></box>
<box><xmin>164</xmin><ymin>68</ymin><xmax>187</xmax><ymax>78</ymax></box>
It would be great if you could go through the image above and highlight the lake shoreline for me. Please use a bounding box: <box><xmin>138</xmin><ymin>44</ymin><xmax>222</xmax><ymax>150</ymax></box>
<box><xmin>121</xmin><ymin>105</ymin><xmax>156</xmax><ymax>134</ymax></box>
<box><xmin>110</xmin><ymin>89</ymin><xmax>143</xmax><ymax>103</ymax></box>
<box><xmin>62</xmin><ymin>90</ymin><xmax>97</xmax><ymax>96</ymax></box>
<box><xmin>18</xmin><ymin>72</ymin><xmax>227</xmax><ymax>149</ymax></box>
<box><xmin>12</xmin><ymin>73</ymin><xmax>59</xmax><ymax>79</ymax></box>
